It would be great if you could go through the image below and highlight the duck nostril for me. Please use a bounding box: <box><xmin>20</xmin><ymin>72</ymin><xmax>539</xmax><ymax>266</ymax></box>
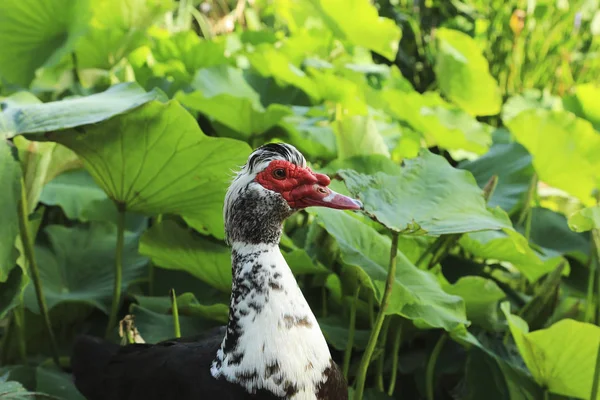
<box><xmin>317</xmin><ymin>187</ymin><xmax>327</xmax><ymax>194</ymax></box>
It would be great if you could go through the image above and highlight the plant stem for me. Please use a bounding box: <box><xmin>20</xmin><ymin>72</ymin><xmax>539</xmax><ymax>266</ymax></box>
<box><xmin>106</xmin><ymin>206</ymin><xmax>126</xmax><ymax>339</ymax></box>
<box><xmin>375</xmin><ymin>317</ymin><xmax>390</xmax><ymax>391</ymax></box>
<box><xmin>170</xmin><ymin>289</ymin><xmax>181</xmax><ymax>339</ymax></box>
<box><xmin>585</xmin><ymin>249</ymin><xmax>596</xmax><ymax>323</ymax></box>
<box><xmin>387</xmin><ymin>321</ymin><xmax>403</xmax><ymax>396</ymax></box>
<box><xmin>543</xmin><ymin>388</ymin><xmax>550</xmax><ymax>400</ymax></box>
<box><xmin>18</xmin><ymin>179</ymin><xmax>60</xmax><ymax>366</ymax></box>
<box><xmin>426</xmin><ymin>333</ymin><xmax>447</xmax><ymax>400</ymax></box>
<box><xmin>343</xmin><ymin>287</ymin><xmax>360</xmax><ymax>379</ymax></box>
<box><xmin>13</xmin><ymin>306</ymin><xmax>27</xmax><ymax>363</ymax></box>
<box><xmin>368</xmin><ymin>296</ymin><xmax>375</xmax><ymax>327</ymax></box>
<box><xmin>148</xmin><ymin>214</ymin><xmax>162</xmax><ymax>296</ymax></box>
<box><xmin>354</xmin><ymin>232</ymin><xmax>399</xmax><ymax>400</ymax></box>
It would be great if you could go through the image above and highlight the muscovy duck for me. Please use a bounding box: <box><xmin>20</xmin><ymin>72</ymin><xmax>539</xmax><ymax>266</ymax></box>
<box><xmin>71</xmin><ymin>143</ymin><xmax>362</xmax><ymax>400</ymax></box>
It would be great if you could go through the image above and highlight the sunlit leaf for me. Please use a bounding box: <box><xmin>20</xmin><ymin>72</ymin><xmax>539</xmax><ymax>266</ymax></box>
<box><xmin>247</xmin><ymin>45</ymin><xmax>320</xmax><ymax>100</ymax></box>
<box><xmin>506</xmin><ymin>109</ymin><xmax>600</xmax><ymax>205</ymax></box>
<box><xmin>444</xmin><ymin>277</ymin><xmax>505</xmax><ymax>331</ymax></box>
<box><xmin>382</xmin><ymin>90</ymin><xmax>492</xmax><ymax>155</ymax></box>
<box><xmin>501</xmin><ymin>89</ymin><xmax>562</xmax><ymax>123</ymax></box>
<box><xmin>44</xmin><ymin>100</ymin><xmax>250</xmax><ymax>238</ymax></box>
<box><xmin>314</xmin><ymin>208</ymin><xmax>467</xmax><ymax>331</ymax></box>
<box><xmin>307</xmin><ymin>0</ymin><xmax>401</xmax><ymax>61</ymax></box>
<box><xmin>502</xmin><ymin>302</ymin><xmax>600</xmax><ymax>400</ymax></box>
<box><xmin>568</xmin><ymin>205</ymin><xmax>600</xmax><ymax>232</ymax></box>
<box><xmin>434</xmin><ymin>28</ymin><xmax>501</xmax><ymax>116</ymax></box>
<box><xmin>562</xmin><ymin>83</ymin><xmax>600</xmax><ymax>131</ymax></box>
<box><xmin>75</xmin><ymin>0</ymin><xmax>173</xmax><ymax>70</ymax></box>
<box><xmin>177</xmin><ymin>66</ymin><xmax>291</xmax><ymax>138</ymax></box>
<box><xmin>339</xmin><ymin>150</ymin><xmax>511</xmax><ymax>234</ymax></box>
<box><xmin>152</xmin><ymin>31</ymin><xmax>229</xmax><ymax>77</ymax></box>
<box><xmin>335</xmin><ymin>114</ymin><xmax>390</xmax><ymax>159</ymax></box>
<box><xmin>0</xmin><ymin>0</ymin><xmax>91</xmax><ymax>87</ymax></box>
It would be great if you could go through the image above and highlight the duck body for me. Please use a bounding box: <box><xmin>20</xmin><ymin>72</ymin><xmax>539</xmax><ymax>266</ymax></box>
<box><xmin>71</xmin><ymin>143</ymin><xmax>359</xmax><ymax>400</ymax></box>
<box><xmin>72</xmin><ymin>332</ymin><xmax>282</xmax><ymax>400</ymax></box>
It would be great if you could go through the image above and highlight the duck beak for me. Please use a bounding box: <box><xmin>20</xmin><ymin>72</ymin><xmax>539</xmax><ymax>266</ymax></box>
<box><xmin>289</xmin><ymin>184</ymin><xmax>363</xmax><ymax>210</ymax></box>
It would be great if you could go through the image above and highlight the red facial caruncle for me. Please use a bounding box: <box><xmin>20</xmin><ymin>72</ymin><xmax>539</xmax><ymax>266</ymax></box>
<box><xmin>255</xmin><ymin>160</ymin><xmax>362</xmax><ymax>210</ymax></box>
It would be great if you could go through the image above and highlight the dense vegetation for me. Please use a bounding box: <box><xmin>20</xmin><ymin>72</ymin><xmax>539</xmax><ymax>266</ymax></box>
<box><xmin>1</xmin><ymin>0</ymin><xmax>600</xmax><ymax>398</ymax></box>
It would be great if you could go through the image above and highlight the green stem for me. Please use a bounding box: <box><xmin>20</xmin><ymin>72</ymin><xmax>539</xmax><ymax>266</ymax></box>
<box><xmin>105</xmin><ymin>206</ymin><xmax>126</xmax><ymax>339</ymax></box>
<box><xmin>387</xmin><ymin>321</ymin><xmax>403</xmax><ymax>396</ymax></box>
<box><xmin>585</xmin><ymin>252</ymin><xmax>596</xmax><ymax>323</ymax></box>
<box><xmin>368</xmin><ymin>296</ymin><xmax>374</xmax><ymax>327</ymax></box>
<box><xmin>0</xmin><ymin>311</ymin><xmax>15</xmax><ymax>364</ymax></box>
<box><xmin>354</xmin><ymin>232</ymin><xmax>399</xmax><ymax>400</ymax></box>
<box><xmin>148</xmin><ymin>214</ymin><xmax>163</xmax><ymax>296</ymax></box>
<box><xmin>18</xmin><ymin>179</ymin><xmax>59</xmax><ymax>366</ymax></box>
<box><xmin>170</xmin><ymin>289</ymin><xmax>181</xmax><ymax>339</ymax></box>
<box><xmin>543</xmin><ymin>388</ymin><xmax>550</xmax><ymax>400</ymax></box>
<box><xmin>375</xmin><ymin>317</ymin><xmax>390</xmax><ymax>391</ymax></box>
<box><xmin>426</xmin><ymin>333</ymin><xmax>447</xmax><ymax>400</ymax></box>
<box><xmin>71</xmin><ymin>53</ymin><xmax>82</xmax><ymax>90</ymax></box>
<box><xmin>416</xmin><ymin>236</ymin><xmax>445</xmax><ymax>268</ymax></box>
<box><xmin>14</xmin><ymin>306</ymin><xmax>27</xmax><ymax>363</ymax></box>
<box><xmin>342</xmin><ymin>287</ymin><xmax>360</xmax><ymax>379</ymax></box>
<box><xmin>593</xmin><ymin>229</ymin><xmax>600</xmax><ymax>325</ymax></box>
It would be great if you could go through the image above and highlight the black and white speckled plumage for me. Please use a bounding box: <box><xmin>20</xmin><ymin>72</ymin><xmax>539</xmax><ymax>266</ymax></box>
<box><xmin>71</xmin><ymin>143</ymin><xmax>347</xmax><ymax>400</ymax></box>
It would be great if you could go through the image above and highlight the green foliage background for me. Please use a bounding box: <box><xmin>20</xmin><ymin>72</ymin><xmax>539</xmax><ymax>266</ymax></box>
<box><xmin>1</xmin><ymin>0</ymin><xmax>600</xmax><ymax>399</ymax></box>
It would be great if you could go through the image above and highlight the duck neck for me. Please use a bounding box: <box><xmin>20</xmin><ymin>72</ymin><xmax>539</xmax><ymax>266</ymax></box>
<box><xmin>211</xmin><ymin>242</ymin><xmax>335</xmax><ymax>399</ymax></box>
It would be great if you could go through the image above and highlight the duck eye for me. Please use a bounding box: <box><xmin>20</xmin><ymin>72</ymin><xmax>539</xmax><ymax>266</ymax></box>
<box><xmin>272</xmin><ymin>168</ymin><xmax>286</xmax><ymax>180</ymax></box>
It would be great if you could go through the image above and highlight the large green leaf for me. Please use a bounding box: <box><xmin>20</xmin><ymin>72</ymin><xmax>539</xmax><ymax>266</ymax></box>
<box><xmin>502</xmin><ymin>302</ymin><xmax>600</xmax><ymax>400</ymax></box>
<box><xmin>529</xmin><ymin>207</ymin><xmax>590</xmax><ymax>262</ymax></box>
<box><xmin>562</xmin><ymin>83</ymin><xmax>600</xmax><ymax>131</ymax></box>
<box><xmin>434</xmin><ymin>28</ymin><xmax>501</xmax><ymax>116</ymax></box>
<box><xmin>382</xmin><ymin>90</ymin><xmax>492</xmax><ymax>155</ymax></box>
<box><xmin>568</xmin><ymin>205</ymin><xmax>600</xmax><ymax>232</ymax></box>
<box><xmin>0</xmin><ymin>0</ymin><xmax>90</xmax><ymax>87</ymax></box>
<box><xmin>75</xmin><ymin>0</ymin><xmax>173</xmax><ymax>70</ymax></box>
<box><xmin>151</xmin><ymin>31</ymin><xmax>228</xmax><ymax>77</ymax></box>
<box><xmin>462</xmin><ymin>344</ymin><xmax>543</xmax><ymax>400</ymax></box>
<box><xmin>247</xmin><ymin>45</ymin><xmax>320</xmax><ymax>100</ymax></box>
<box><xmin>139</xmin><ymin>221</ymin><xmax>326</xmax><ymax>294</ymax></box>
<box><xmin>459</xmin><ymin>141</ymin><xmax>534</xmax><ymax>212</ymax></box>
<box><xmin>39</xmin><ymin>169</ymin><xmax>111</xmax><ymax>221</ymax></box>
<box><xmin>339</xmin><ymin>150</ymin><xmax>511</xmax><ymax>234</ymax></box>
<box><xmin>444</xmin><ymin>277</ymin><xmax>505</xmax><ymax>331</ymax></box>
<box><xmin>334</xmin><ymin>114</ymin><xmax>390</xmax><ymax>160</ymax></box>
<box><xmin>275</xmin><ymin>107</ymin><xmax>337</xmax><ymax>161</ymax></box>
<box><xmin>501</xmin><ymin>89</ymin><xmax>562</xmax><ymax>123</ymax></box>
<box><xmin>23</xmin><ymin>223</ymin><xmax>148</xmax><ymax>314</ymax></box>
<box><xmin>44</xmin><ymin>100</ymin><xmax>251</xmax><ymax>238</ymax></box>
<box><xmin>138</xmin><ymin>220</ymin><xmax>232</xmax><ymax>293</ymax></box>
<box><xmin>506</xmin><ymin>109</ymin><xmax>600</xmax><ymax>205</ymax></box>
<box><xmin>0</xmin><ymin>140</ymin><xmax>21</xmax><ymax>282</ymax></box>
<box><xmin>314</xmin><ymin>208</ymin><xmax>467</xmax><ymax>331</ymax></box>
<box><xmin>459</xmin><ymin>229</ymin><xmax>557</xmax><ymax>282</ymax></box>
<box><xmin>177</xmin><ymin>66</ymin><xmax>292</xmax><ymax>139</ymax></box>
<box><xmin>0</xmin><ymin>83</ymin><xmax>164</xmax><ymax>139</ymax></box>
<box><xmin>131</xmin><ymin>304</ymin><xmax>217</xmax><ymax>344</ymax></box>
<box><xmin>1</xmin><ymin>366</ymin><xmax>84</xmax><ymax>400</ymax></box>
<box><xmin>307</xmin><ymin>0</ymin><xmax>401</xmax><ymax>61</ymax></box>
